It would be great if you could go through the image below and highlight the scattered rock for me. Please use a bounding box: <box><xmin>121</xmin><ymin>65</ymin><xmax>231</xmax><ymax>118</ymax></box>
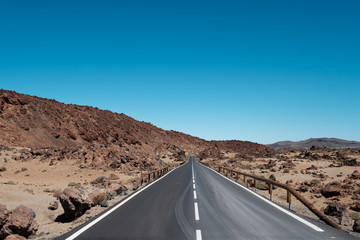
<box><xmin>269</xmin><ymin>174</ymin><xmax>276</xmax><ymax>182</ymax></box>
<box><xmin>100</xmin><ymin>199</ymin><xmax>108</xmax><ymax>208</ymax></box>
<box><xmin>354</xmin><ymin>219</ymin><xmax>360</xmax><ymax>232</ymax></box>
<box><xmin>324</xmin><ymin>203</ymin><xmax>345</xmax><ymax>218</ymax></box>
<box><xmin>297</xmin><ymin>185</ymin><xmax>309</xmax><ymax>193</ymax></box>
<box><xmin>28</xmin><ymin>208</ymin><xmax>36</xmax><ymax>219</ymax></box>
<box><xmin>58</xmin><ymin>187</ymin><xmax>91</xmax><ymax>220</ymax></box>
<box><xmin>0</xmin><ymin>205</ymin><xmax>39</xmax><ymax>239</ymax></box>
<box><xmin>4</xmin><ymin>234</ymin><xmax>27</xmax><ymax>240</ymax></box>
<box><xmin>48</xmin><ymin>201</ymin><xmax>58</xmax><ymax>211</ymax></box>
<box><xmin>350</xmin><ymin>202</ymin><xmax>360</xmax><ymax>212</ymax></box>
<box><xmin>351</xmin><ymin>170</ymin><xmax>360</xmax><ymax>180</ymax></box>
<box><xmin>321</xmin><ymin>182</ymin><xmax>342</xmax><ymax>198</ymax></box>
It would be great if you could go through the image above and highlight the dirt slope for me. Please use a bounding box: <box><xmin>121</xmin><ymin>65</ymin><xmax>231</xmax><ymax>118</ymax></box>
<box><xmin>0</xmin><ymin>89</ymin><xmax>273</xmax><ymax>165</ymax></box>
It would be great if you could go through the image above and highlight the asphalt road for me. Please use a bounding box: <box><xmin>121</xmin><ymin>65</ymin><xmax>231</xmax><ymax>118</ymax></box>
<box><xmin>59</xmin><ymin>157</ymin><xmax>357</xmax><ymax>240</ymax></box>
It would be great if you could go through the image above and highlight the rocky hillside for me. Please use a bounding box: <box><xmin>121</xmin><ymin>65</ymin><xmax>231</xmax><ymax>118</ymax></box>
<box><xmin>0</xmin><ymin>89</ymin><xmax>273</xmax><ymax>169</ymax></box>
<box><xmin>267</xmin><ymin>138</ymin><xmax>360</xmax><ymax>151</ymax></box>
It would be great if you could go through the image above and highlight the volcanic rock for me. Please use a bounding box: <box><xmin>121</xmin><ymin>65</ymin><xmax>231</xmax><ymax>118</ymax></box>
<box><xmin>58</xmin><ymin>187</ymin><xmax>91</xmax><ymax>220</ymax></box>
<box><xmin>351</xmin><ymin>170</ymin><xmax>360</xmax><ymax>180</ymax></box>
<box><xmin>4</xmin><ymin>234</ymin><xmax>26</xmax><ymax>240</ymax></box>
<box><xmin>350</xmin><ymin>202</ymin><xmax>360</xmax><ymax>212</ymax></box>
<box><xmin>354</xmin><ymin>219</ymin><xmax>360</xmax><ymax>232</ymax></box>
<box><xmin>0</xmin><ymin>205</ymin><xmax>39</xmax><ymax>239</ymax></box>
<box><xmin>321</xmin><ymin>182</ymin><xmax>343</xmax><ymax>198</ymax></box>
<box><xmin>48</xmin><ymin>201</ymin><xmax>58</xmax><ymax>211</ymax></box>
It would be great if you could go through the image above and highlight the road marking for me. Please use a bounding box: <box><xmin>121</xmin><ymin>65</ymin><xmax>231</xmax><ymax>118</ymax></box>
<box><xmin>194</xmin><ymin>190</ymin><xmax>197</xmax><ymax>200</ymax></box>
<box><xmin>196</xmin><ymin>230</ymin><xmax>202</xmax><ymax>240</ymax></box>
<box><xmin>194</xmin><ymin>202</ymin><xmax>200</xmax><ymax>220</ymax></box>
<box><xmin>197</xmin><ymin>162</ymin><xmax>324</xmax><ymax>232</ymax></box>
<box><xmin>193</xmin><ymin>179</ymin><xmax>195</xmax><ymax>183</ymax></box>
<box><xmin>193</xmin><ymin>183</ymin><xmax>196</xmax><ymax>189</ymax></box>
<box><xmin>64</xmin><ymin>160</ymin><xmax>190</xmax><ymax>240</ymax></box>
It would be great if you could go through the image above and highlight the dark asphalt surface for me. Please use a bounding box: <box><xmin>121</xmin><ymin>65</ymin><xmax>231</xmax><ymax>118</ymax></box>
<box><xmin>59</xmin><ymin>157</ymin><xmax>357</xmax><ymax>240</ymax></box>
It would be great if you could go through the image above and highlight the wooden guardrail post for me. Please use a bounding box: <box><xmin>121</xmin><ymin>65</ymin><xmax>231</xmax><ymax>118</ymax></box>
<box><xmin>254</xmin><ymin>178</ymin><xmax>257</xmax><ymax>193</ymax></box>
<box><xmin>287</xmin><ymin>189</ymin><xmax>292</xmax><ymax>210</ymax></box>
<box><xmin>213</xmin><ymin>164</ymin><xmax>346</xmax><ymax>232</ymax></box>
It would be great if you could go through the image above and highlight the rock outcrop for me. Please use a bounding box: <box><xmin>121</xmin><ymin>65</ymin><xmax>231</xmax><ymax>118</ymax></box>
<box><xmin>0</xmin><ymin>205</ymin><xmax>38</xmax><ymax>239</ymax></box>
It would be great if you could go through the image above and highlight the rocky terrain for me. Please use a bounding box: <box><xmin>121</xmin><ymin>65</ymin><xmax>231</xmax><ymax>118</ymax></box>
<box><xmin>201</xmin><ymin>146</ymin><xmax>360</xmax><ymax>235</ymax></box>
<box><xmin>0</xmin><ymin>89</ymin><xmax>274</xmax><ymax>239</ymax></box>
<box><xmin>268</xmin><ymin>138</ymin><xmax>360</xmax><ymax>151</ymax></box>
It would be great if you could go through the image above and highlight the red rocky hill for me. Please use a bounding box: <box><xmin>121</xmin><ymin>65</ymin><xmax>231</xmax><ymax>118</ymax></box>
<box><xmin>0</xmin><ymin>89</ymin><xmax>273</xmax><ymax>169</ymax></box>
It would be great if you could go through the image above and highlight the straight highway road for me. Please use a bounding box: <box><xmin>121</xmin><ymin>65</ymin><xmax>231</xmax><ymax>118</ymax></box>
<box><xmin>59</xmin><ymin>157</ymin><xmax>357</xmax><ymax>240</ymax></box>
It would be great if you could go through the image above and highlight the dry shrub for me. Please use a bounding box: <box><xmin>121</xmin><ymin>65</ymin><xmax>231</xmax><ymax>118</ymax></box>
<box><xmin>92</xmin><ymin>192</ymin><xmax>107</xmax><ymax>205</ymax></box>
<box><xmin>109</xmin><ymin>173</ymin><xmax>120</xmax><ymax>180</ymax></box>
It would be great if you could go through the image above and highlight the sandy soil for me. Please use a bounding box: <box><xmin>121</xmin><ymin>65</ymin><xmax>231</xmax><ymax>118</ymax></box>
<box><xmin>0</xmin><ymin>148</ymin><xmax>137</xmax><ymax>239</ymax></box>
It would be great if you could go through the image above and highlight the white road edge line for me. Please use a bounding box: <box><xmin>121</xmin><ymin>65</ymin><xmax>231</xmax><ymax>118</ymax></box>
<box><xmin>65</xmin><ymin>161</ymin><xmax>190</xmax><ymax>240</ymax></box>
<box><xmin>196</xmin><ymin>229</ymin><xmax>202</xmax><ymax>240</ymax></box>
<box><xmin>194</xmin><ymin>202</ymin><xmax>200</xmax><ymax>220</ymax></box>
<box><xmin>194</xmin><ymin>190</ymin><xmax>197</xmax><ymax>200</ymax></box>
<box><xmin>196</xmin><ymin>162</ymin><xmax>324</xmax><ymax>232</ymax></box>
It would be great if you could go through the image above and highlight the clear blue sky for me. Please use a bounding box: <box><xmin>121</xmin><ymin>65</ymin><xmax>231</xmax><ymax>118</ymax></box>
<box><xmin>0</xmin><ymin>1</ymin><xmax>359</xmax><ymax>144</ymax></box>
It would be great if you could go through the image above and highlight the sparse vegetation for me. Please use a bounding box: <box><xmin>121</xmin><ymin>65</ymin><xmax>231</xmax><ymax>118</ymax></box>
<box><xmin>5</xmin><ymin>181</ymin><xmax>16</xmax><ymax>185</ymax></box>
<box><xmin>91</xmin><ymin>192</ymin><xmax>107</xmax><ymax>205</ymax></box>
<box><xmin>109</xmin><ymin>173</ymin><xmax>120</xmax><ymax>180</ymax></box>
<box><xmin>256</xmin><ymin>181</ymin><xmax>269</xmax><ymax>190</ymax></box>
<box><xmin>283</xmin><ymin>169</ymin><xmax>290</xmax><ymax>173</ymax></box>
<box><xmin>352</xmin><ymin>212</ymin><xmax>360</xmax><ymax>220</ymax></box>
<box><xmin>43</xmin><ymin>188</ymin><xmax>56</xmax><ymax>193</ymax></box>
<box><xmin>68</xmin><ymin>182</ymin><xmax>78</xmax><ymax>187</ymax></box>
<box><xmin>310</xmin><ymin>179</ymin><xmax>321</xmax><ymax>186</ymax></box>
<box><xmin>21</xmin><ymin>167</ymin><xmax>28</xmax><ymax>171</ymax></box>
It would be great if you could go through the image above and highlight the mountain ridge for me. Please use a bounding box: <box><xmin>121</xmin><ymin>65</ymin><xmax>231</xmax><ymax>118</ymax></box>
<box><xmin>267</xmin><ymin>137</ymin><xmax>360</xmax><ymax>151</ymax></box>
<box><xmin>0</xmin><ymin>89</ymin><xmax>274</xmax><ymax>168</ymax></box>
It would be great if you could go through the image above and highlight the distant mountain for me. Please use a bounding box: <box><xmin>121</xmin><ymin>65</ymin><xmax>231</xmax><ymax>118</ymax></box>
<box><xmin>267</xmin><ymin>138</ymin><xmax>360</xmax><ymax>151</ymax></box>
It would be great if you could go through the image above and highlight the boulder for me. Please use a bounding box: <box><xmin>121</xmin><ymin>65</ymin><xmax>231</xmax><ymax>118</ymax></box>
<box><xmin>350</xmin><ymin>202</ymin><xmax>360</xmax><ymax>212</ymax></box>
<box><xmin>0</xmin><ymin>205</ymin><xmax>39</xmax><ymax>239</ymax></box>
<box><xmin>246</xmin><ymin>179</ymin><xmax>254</xmax><ymax>187</ymax></box>
<box><xmin>5</xmin><ymin>234</ymin><xmax>27</xmax><ymax>240</ymax></box>
<box><xmin>321</xmin><ymin>182</ymin><xmax>342</xmax><ymax>198</ymax></box>
<box><xmin>324</xmin><ymin>203</ymin><xmax>345</xmax><ymax>218</ymax></box>
<box><xmin>108</xmin><ymin>183</ymin><xmax>124</xmax><ymax>195</ymax></box>
<box><xmin>354</xmin><ymin>219</ymin><xmax>360</xmax><ymax>232</ymax></box>
<box><xmin>48</xmin><ymin>201</ymin><xmax>58</xmax><ymax>211</ymax></box>
<box><xmin>58</xmin><ymin>187</ymin><xmax>91</xmax><ymax>220</ymax></box>
<box><xmin>100</xmin><ymin>199</ymin><xmax>108</xmax><ymax>208</ymax></box>
<box><xmin>324</xmin><ymin>203</ymin><xmax>352</xmax><ymax>229</ymax></box>
<box><xmin>297</xmin><ymin>185</ymin><xmax>309</xmax><ymax>193</ymax></box>
<box><xmin>351</xmin><ymin>170</ymin><xmax>360</xmax><ymax>180</ymax></box>
<box><xmin>0</xmin><ymin>205</ymin><xmax>9</xmax><ymax>231</ymax></box>
<box><xmin>269</xmin><ymin>174</ymin><xmax>277</xmax><ymax>182</ymax></box>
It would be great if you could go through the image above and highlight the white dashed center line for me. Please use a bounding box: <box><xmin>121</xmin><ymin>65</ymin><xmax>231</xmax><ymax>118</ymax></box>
<box><xmin>196</xmin><ymin>229</ymin><xmax>202</xmax><ymax>240</ymax></box>
<box><xmin>194</xmin><ymin>202</ymin><xmax>200</xmax><ymax>221</ymax></box>
<box><xmin>192</xmin><ymin>161</ymin><xmax>202</xmax><ymax>240</ymax></box>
